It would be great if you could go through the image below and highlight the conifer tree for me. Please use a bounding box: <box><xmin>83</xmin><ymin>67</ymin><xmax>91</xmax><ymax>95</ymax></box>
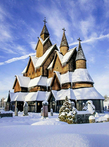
<box><xmin>58</xmin><ymin>96</ymin><xmax>77</xmax><ymax>124</ymax></box>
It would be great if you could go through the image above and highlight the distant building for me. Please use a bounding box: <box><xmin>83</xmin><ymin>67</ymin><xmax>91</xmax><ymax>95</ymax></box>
<box><xmin>8</xmin><ymin>19</ymin><xmax>104</xmax><ymax>112</ymax></box>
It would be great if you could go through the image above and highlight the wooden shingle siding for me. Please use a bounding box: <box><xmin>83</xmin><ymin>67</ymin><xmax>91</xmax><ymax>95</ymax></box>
<box><xmin>73</xmin><ymin>82</ymin><xmax>93</xmax><ymax>89</ymax></box>
<box><xmin>76</xmin><ymin>60</ymin><xmax>86</xmax><ymax>69</ymax></box>
<box><xmin>36</xmin><ymin>40</ymin><xmax>43</xmax><ymax>57</ymax></box>
<box><xmin>14</xmin><ymin>79</ymin><xmax>21</xmax><ymax>93</ymax></box>
<box><xmin>29</xmin><ymin>86</ymin><xmax>46</xmax><ymax>92</ymax></box>
<box><xmin>26</xmin><ymin>59</ymin><xmax>35</xmax><ymax>79</ymax></box>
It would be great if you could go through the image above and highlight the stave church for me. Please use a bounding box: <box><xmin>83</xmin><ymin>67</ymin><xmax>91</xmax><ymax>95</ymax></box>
<box><xmin>9</xmin><ymin>19</ymin><xmax>104</xmax><ymax>113</ymax></box>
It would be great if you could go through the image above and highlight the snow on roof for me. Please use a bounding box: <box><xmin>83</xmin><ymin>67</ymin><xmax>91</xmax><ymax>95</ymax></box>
<box><xmin>36</xmin><ymin>91</ymin><xmax>51</xmax><ymax>101</ymax></box>
<box><xmin>72</xmin><ymin>69</ymin><xmax>94</xmax><ymax>83</ymax></box>
<box><xmin>10</xmin><ymin>91</ymin><xmax>50</xmax><ymax>102</ymax></box>
<box><xmin>54</xmin><ymin>71</ymin><xmax>61</xmax><ymax>83</ymax></box>
<box><xmin>31</xmin><ymin>56</ymin><xmax>38</xmax><ymax>67</ymax></box>
<box><xmin>25</xmin><ymin>92</ymin><xmax>38</xmax><ymax>101</ymax></box>
<box><xmin>47</xmin><ymin>59</ymin><xmax>54</xmax><ymax>69</ymax></box>
<box><xmin>28</xmin><ymin>76</ymin><xmax>41</xmax><ymax>88</ymax></box>
<box><xmin>10</xmin><ymin>92</ymin><xmax>27</xmax><ymax>102</ymax></box>
<box><xmin>52</xmin><ymin>88</ymin><xmax>76</xmax><ymax>101</ymax></box>
<box><xmin>4</xmin><ymin>97</ymin><xmax>8</xmax><ymax>102</ymax></box>
<box><xmin>73</xmin><ymin>87</ymin><xmax>104</xmax><ymax>100</ymax></box>
<box><xmin>53</xmin><ymin>69</ymin><xmax>93</xmax><ymax>85</ymax></box>
<box><xmin>61</xmin><ymin>71</ymin><xmax>72</xmax><ymax>84</ymax></box>
<box><xmin>22</xmin><ymin>66</ymin><xmax>27</xmax><ymax>74</ymax></box>
<box><xmin>47</xmin><ymin>77</ymin><xmax>53</xmax><ymax>87</ymax></box>
<box><xmin>35</xmin><ymin>36</ymin><xmax>50</xmax><ymax>50</ymax></box>
<box><xmin>28</xmin><ymin>76</ymin><xmax>47</xmax><ymax>88</ymax></box>
<box><xmin>56</xmin><ymin>47</ymin><xmax>76</xmax><ymax>67</ymax></box>
<box><xmin>35</xmin><ymin>44</ymin><xmax>56</xmax><ymax>69</ymax></box>
<box><xmin>16</xmin><ymin>76</ymin><xmax>30</xmax><ymax>88</ymax></box>
<box><xmin>22</xmin><ymin>44</ymin><xmax>56</xmax><ymax>73</ymax></box>
<box><xmin>38</xmin><ymin>76</ymin><xmax>47</xmax><ymax>86</ymax></box>
<box><xmin>14</xmin><ymin>75</ymin><xmax>51</xmax><ymax>89</ymax></box>
<box><xmin>39</xmin><ymin>37</ymin><xmax>50</xmax><ymax>45</ymax></box>
<box><xmin>62</xmin><ymin>47</ymin><xmax>76</xmax><ymax>66</ymax></box>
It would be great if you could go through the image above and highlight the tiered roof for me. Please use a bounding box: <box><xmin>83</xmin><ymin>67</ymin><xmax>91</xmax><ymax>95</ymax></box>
<box><xmin>10</xmin><ymin>87</ymin><xmax>104</xmax><ymax>102</ymax></box>
<box><xmin>51</xmin><ymin>69</ymin><xmax>94</xmax><ymax>86</ymax></box>
<box><xmin>11</xmin><ymin>21</ymin><xmax>104</xmax><ymax>105</ymax></box>
<box><xmin>10</xmin><ymin>91</ymin><xmax>50</xmax><ymax>102</ymax></box>
<box><xmin>13</xmin><ymin>75</ymin><xmax>53</xmax><ymax>89</ymax></box>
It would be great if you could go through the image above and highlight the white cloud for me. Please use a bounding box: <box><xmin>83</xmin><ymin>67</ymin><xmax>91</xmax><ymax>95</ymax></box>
<box><xmin>0</xmin><ymin>62</ymin><xmax>4</xmax><ymax>65</ymax></box>
<box><xmin>29</xmin><ymin>42</ymin><xmax>36</xmax><ymax>50</ymax></box>
<box><xmin>69</xmin><ymin>33</ymin><xmax>109</xmax><ymax>46</ymax></box>
<box><xmin>37</xmin><ymin>4</ymin><xmax>70</xmax><ymax>44</ymax></box>
<box><xmin>80</xmin><ymin>15</ymin><xmax>95</xmax><ymax>39</ymax></box>
<box><xmin>0</xmin><ymin>52</ymin><xmax>35</xmax><ymax>65</ymax></box>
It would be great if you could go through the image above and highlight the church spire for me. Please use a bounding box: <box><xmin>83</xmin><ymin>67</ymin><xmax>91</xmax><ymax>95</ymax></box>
<box><xmin>40</xmin><ymin>17</ymin><xmax>49</xmax><ymax>41</ymax></box>
<box><xmin>60</xmin><ymin>28</ymin><xmax>69</xmax><ymax>55</ymax></box>
<box><xmin>76</xmin><ymin>38</ymin><xmax>86</xmax><ymax>69</ymax></box>
<box><xmin>76</xmin><ymin>38</ymin><xmax>86</xmax><ymax>61</ymax></box>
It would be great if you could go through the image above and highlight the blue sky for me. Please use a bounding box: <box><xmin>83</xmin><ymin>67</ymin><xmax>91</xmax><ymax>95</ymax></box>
<box><xmin>0</xmin><ymin>0</ymin><xmax>109</xmax><ymax>99</ymax></box>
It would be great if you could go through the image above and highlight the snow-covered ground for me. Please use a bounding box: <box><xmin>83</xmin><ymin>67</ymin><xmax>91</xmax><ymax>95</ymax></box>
<box><xmin>0</xmin><ymin>112</ymin><xmax>109</xmax><ymax>147</ymax></box>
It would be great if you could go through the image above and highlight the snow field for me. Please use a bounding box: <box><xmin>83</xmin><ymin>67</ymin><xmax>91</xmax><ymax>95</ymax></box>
<box><xmin>0</xmin><ymin>112</ymin><xmax>109</xmax><ymax>147</ymax></box>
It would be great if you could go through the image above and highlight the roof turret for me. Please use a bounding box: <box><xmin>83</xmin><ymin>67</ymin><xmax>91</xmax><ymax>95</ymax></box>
<box><xmin>76</xmin><ymin>38</ymin><xmax>86</xmax><ymax>61</ymax></box>
<box><xmin>40</xmin><ymin>18</ymin><xmax>49</xmax><ymax>40</ymax></box>
<box><xmin>60</xmin><ymin>28</ymin><xmax>69</xmax><ymax>48</ymax></box>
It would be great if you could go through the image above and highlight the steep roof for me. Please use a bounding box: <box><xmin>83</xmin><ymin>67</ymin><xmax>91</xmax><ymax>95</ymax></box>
<box><xmin>40</xmin><ymin>24</ymin><xmax>49</xmax><ymax>36</ymax></box>
<box><xmin>22</xmin><ymin>44</ymin><xmax>57</xmax><ymax>73</ymax></box>
<box><xmin>13</xmin><ymin>75</ymin><xmax>53</xmax><ymax>89</ymax></box>
<box><xmin>28</xmin><ymin>76</ymin><xmax>47</xmax><ymax>88</ymax></box>
<box><xmin>52</xmin><ymin>88</ymin><xmax>76</xmax><ymax>101</ymax></box>
<box><xmin>10</xmin><ymin>91</ymin><xmax>51</xmax><ymax>102</ymax></box>
<box><xmin>60</xmin><ymin>29</ymin><xmax>69</xmax><ymax>48</ymax></box>
<box><xmin>51</xmin><ymin>69</ymin><xmax>93</xmax><ymax>86</ymax></box>
<box><xmin>71</xmin><ymin>69</ymin><xmax>94</xmax><ymax>83</ymax></box>
<box><xmin>35</xmin><ymin>36</ymin><xmax>52</xmax><ymax>50</ymax></box>
<box><xmin>10</xmin><ymin>92</ymin><xmax>27</xmax><ymax>101</ymax></box>
<box><xmin>35</xmin><ymin>44</ymin><xmax>57</xmax><ymax>69</ymax></box>
<box><xmin>76</xmin><ymin>40</ymin><xmax>86</xmax><ymax>61</ymax></box>
<box><xmin>13</xmin><ymin>76</ymin><xmax>30</xmax><ymax>89</ymax></box>
<box><xmin>48</xmin><ymin>47</ymin><xmax>76</xmax><ymax>69</ymax></box>
<box><xmin>52</xmin><ymin>87</ymin><xmax>104</xmax><ymax>101</ymax></box>
<box><xmin>73</xmin><ymin>87</ymin><xmax>104</xmax><ymax>100</ymax></box>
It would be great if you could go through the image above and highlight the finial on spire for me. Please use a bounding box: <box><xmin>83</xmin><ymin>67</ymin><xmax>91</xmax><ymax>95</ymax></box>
<box><xmin>77</xmin><ymin>38</ymin><xmax>82</xmax><ymax>42</ymax></box>
<box><xmin>62</xmin><ymin>28</ymin><xmax>66</xmax><ymax>32</ymax></box>
<box><xmin>43</xmin><ymin>17</ymin><xmax>47</xmax><ymax>25</ymax></box>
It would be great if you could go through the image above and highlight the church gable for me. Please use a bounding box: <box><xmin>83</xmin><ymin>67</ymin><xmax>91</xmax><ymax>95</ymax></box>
<box><xmin>51</xmin><ymin>74</ymin><xmax>61</xmax><ymax>90</ymax></box>
<box><xmin>36</xmin><ymin>39</ymin><xmax>43</xmax><ymax>57</ymax></box>
<box><xmin>53</xmin><ymin>54</ymin><xmax>69</xmax><ymax>74</ymax></box>
<box><xmin>13</xmin><ymin>78</ymin><xmax>21</xmax><ymax>93</ymax></box>
<box><xmin>36</xmin><ymin>37</ymin><xmax>52</xmax><ymax>58</ymax></box>
<box><xmin>43</xmin><ymin>38</ymin><xmax>52</xmax><ymax>54</ymax></box>
<box><xmin>43</xmin><ymin>48</ymin><xmax>56</xmax><ymax>76</ymax></box>
<box><xmin>25</xmin><ymin>58</ymin><xmax>35</xmax><ymax>79</ymax></box>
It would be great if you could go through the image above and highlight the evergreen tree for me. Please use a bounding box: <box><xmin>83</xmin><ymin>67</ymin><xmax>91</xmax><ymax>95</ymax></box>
<box><xmin>58</xmin><ymin>96</ymin><xmax>77</xmax><ymax>124</ymax></box>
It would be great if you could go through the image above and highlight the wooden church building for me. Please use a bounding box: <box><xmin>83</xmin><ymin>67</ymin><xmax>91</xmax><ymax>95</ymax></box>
<box><xmin>9</xmin><ymin>19</ymin><xmax>104</xmax><ymax>112</ymax></box>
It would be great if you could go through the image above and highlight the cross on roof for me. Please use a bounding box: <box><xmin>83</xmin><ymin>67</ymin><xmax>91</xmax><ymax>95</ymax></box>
<box><xmin>62</xmin><ymin>28</ymin><xmax>66</xmax><ymax>32</ymax></box>
<box><xmin>43</xmin><ymin>17</ymin><xmax>47</xmax><ymax>25</ymax></box>
<box><xmin>77</xmin><ymin>38</ymin><xmax>82</xmax><ymax>42</ymax></box>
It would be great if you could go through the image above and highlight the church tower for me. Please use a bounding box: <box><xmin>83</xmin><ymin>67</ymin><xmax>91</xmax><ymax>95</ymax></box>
<box><xmin>60</xmin><ymin>28</ymin><xmax>69</xmax><ymax>55</ymax></box>
<box><xmin>76</xmin><ymin>38</ymin><xmax>86</xmax><ymax>69</ymax></box>
<box><xmin>40</xmin><ymin>18</ymin><xmax>49</xmax><ymax>40</ymax></box>
<box><xmin>36</xmin><ymin>18</ymin><xmax>52</xmax><ymax>57</ymax></box>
